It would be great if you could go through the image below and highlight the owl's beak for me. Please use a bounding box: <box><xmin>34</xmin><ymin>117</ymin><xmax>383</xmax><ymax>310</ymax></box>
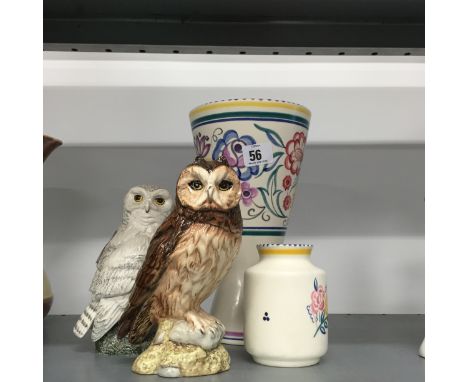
<box><xmin>207</xmin><ymin>185</ymin><xmax>214</xmax><ymax>201</ymax></box>
<box><xmin>145</xmin><ymin>201</ymin><xmax>151</xmax><ymax>213</ymax></box>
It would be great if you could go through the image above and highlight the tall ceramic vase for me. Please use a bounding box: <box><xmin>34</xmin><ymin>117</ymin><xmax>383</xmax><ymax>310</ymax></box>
<box><xmin>189</xmin><ymin>99</ymin><xmax>311</xmax><ymax>344</ymax></box>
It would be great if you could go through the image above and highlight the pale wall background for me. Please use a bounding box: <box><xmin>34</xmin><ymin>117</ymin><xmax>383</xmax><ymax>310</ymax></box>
<box><xmin>43</xmin><ymin>53</ymin><xmax>424</xmax><ymax>315</ymax></box>
<box><xmin>44</xmin><ymin>145</ymin><xmax>424</xmax><ymax>314</ymax></box>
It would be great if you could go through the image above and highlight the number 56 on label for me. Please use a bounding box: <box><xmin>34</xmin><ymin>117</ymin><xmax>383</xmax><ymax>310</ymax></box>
<box><xmin>241</xmin><ymin>143</ymin><xmax>274</xmax><ymax>167</ymax></box>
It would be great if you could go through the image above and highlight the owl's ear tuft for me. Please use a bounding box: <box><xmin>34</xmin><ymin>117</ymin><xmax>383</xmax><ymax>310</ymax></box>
<box><xmin>192</xmin><ymin>156</ymin><xmax>206</xmax><ymax>166</ymax></box>
<box><xmin>216</xmin><ymin>155</ymin><xmax>229</xmax><ymax>166</ymax></box>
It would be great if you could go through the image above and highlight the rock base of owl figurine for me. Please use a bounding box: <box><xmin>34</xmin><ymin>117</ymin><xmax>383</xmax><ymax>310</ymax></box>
<box><xmin>95</xmin><ymin>325</ymin><xmax>152</xmax><ymax>356</ymax></box>
<box><xmin>132</xmin><ymin>320</ymin><xmax>230</xmax><ymax>377</ymax></box>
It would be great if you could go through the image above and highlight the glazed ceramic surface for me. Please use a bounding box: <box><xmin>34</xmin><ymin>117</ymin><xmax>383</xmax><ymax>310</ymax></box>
<box><xmin>43</xmin><ymin>135</ymin><xmax>62</xmax><ymax>317</ymax></box>
<box><xmin>189</xmin><ymin>99</ymin><xmax>311</xmax><ymax>344</ymax></box>
<box><xmin>244</xmin><ymin>244</ymin><xmax>328</xmax><ymax>367</ymax></box>
<box><xmin>43</xmin><ymin>271</ymin><xmax>53</xmax><ymax>317</ymax></box>
<box><xmin>116</xmin><ymin>159</ymin><xmax>242</xmax><ymax>377</ymax></box>
<box><xmin>73</xmin><ymin>185</ymin><xmax>174</xmax><ymax>356</ymax></box>
<box><xmin>419</xmin><ymin>338</ymin><xmax>425</xmax><ymax>358</ymax></box>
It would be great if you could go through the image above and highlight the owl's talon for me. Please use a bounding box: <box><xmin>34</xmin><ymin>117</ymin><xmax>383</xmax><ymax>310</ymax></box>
<box><xmin>169</xmin><ymin>312</ymin><xmax>225</xmax><ymax>350</ymax></box>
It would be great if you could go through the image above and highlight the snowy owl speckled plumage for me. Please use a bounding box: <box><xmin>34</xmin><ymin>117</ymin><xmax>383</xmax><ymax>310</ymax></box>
<box><xmin>73</xmin><ymin>185</ymin><xmax>173</xmax><ymax>343</ymax></box>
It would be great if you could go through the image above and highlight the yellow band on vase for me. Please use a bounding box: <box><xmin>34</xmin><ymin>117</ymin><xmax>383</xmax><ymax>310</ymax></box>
<box><xmin>258</xmin><ymin>248</ymin><xmax>312</xmax><ymax>256</ymax></box>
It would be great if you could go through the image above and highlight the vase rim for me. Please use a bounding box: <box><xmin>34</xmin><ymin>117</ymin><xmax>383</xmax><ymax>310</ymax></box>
<box><xmin>257</xmin><ymin>243</ymin><xmax>313</xmax><ymax>248</ymax></box>
<box><xmin>189</xmin><ymin>98</ymin><xmax>311</xmax><ymax>120</ymax></box>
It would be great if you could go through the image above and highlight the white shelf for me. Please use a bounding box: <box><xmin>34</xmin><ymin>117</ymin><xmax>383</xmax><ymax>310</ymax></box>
<box><xmin>44</xmin><ymin>52</ymin><xmax>424</xmax><ymax>145</ymax></box>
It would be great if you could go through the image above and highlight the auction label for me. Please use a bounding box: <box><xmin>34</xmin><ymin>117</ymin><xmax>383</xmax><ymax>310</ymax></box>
<box><xmin>242</xmin><ymin>143</ymin><xmax>273</xmax><ymax>167</ymax></box>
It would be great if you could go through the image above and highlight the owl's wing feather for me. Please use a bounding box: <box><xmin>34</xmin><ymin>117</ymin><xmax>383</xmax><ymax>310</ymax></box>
<box><xmin>73</xmin><ymin>230</ymin><xmax>119</xmax><ymax>339</ymax></box>
<box><xmin>91</xmin><ymin>295</ymin><xmax>129</xmax><ymax>341</ymax></box>
<box><xmin>95</xmin><ymin>230</ymin><xmax>118</xmax><ymax>265</ymax></box>
<box><xmin>90</xmin><ymin>265</ymin><xmax>141</xmax><ymax>298</ymax></box>
<box><xmin>117</xmin><ymin>209</ymin><xmax>187</xmax><ymax>340</ymax></box>
<box><xmin>127</xmin><ymin>298</ymin><xmax>153</xmax><ymax>343</ymax></box>
<box><xmin>91</xmin><ymin>230</ymin><xmax>149</xmax><ymax>298</ymax></box>
<box><xmin>73</xmin><ymin>301</ymin><xmax>99</xmax><ymax>338</ymax></box>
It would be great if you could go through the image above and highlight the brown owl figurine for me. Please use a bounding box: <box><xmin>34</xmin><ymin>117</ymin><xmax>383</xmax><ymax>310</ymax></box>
<box><xmin>118</xmin><ymin>157</ymin><xmax>242</xmax><ymax>377</ymax></box>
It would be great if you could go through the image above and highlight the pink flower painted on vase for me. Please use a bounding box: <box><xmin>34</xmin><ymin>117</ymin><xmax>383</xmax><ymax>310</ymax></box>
<box><xmin>306</xmin><ymin>278</ymin><xmax>329</xmax><ymax>336</ymax></box>
<box><xmin>241</xmin><ymin>182</ymin><xmax>259</xmax><ymax>206</ymax></box>
<box><xmin>282</xmin><ymin>175</ymin><xmax>292</xmax><ymax>190</ymax></box>
<box><xmin>193</xmin><ymin>132</ymin><xmax>211</xmax><ymax>158</ymax></box>
<box><xmin>285</xmin><ymin>132</ymin><xmax>306</xmax><ymax>175</ymax></box>
<box><xmin>310</xmin><ymin>286</ymin><xmax>326</xmax><ymax>315</ymax></box>
<box><xmin>283</xmin><ymin>195</ymin><xmax>292</xmax><ymax>210</ymax></box>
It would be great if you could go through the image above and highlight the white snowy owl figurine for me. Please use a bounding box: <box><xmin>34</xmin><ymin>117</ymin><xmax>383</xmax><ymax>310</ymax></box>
<box><xmin>73</xmin><ymin>185</ymin><xmax>173</xmax><ymax>346</ymax></box>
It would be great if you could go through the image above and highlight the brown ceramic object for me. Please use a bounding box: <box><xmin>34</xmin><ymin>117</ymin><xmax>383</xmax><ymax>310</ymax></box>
<box><xmin>43</xmin><ymin>134</ymin><xmax>62</xmax><ymax>317</ymax></box>
<box><xmin>43</xmin><ymin>135</ymin><xmax>62</xmax><ymax>162</ymax></box>
<box><xmin>117</xmin><ymin>158</ymin><xmax>242</xmax><ymax>377</ymax></box>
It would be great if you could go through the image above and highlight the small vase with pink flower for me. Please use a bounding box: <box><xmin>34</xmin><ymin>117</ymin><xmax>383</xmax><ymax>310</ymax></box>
<box><xmin>244</xmin><ymin>244</ymin><xmax>328</xmax><ymax>367</ymax></box>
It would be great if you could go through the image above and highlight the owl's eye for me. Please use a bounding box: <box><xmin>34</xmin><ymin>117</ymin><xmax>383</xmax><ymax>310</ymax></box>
<box><xmin>189</xmin><ymin>180</ymin><xmax>203</xmax><ymax>191</ymax></box>
<box><xmin>153</xmin><ymin>197</ymin><xmax>165</xmax><ymax>206</ymax></box>
<box><xmin>134</xmin><ymin>194</ymin><xmax>144</xmax><ymax>202</ymax></box>
<box><xmin>218</xmin><ymin>180</ymin><xmax>233</xmax><ymax>191</ymax></box>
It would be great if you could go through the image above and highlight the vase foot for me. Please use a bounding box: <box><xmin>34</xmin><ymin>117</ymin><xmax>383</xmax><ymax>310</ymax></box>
<box><xmin>221</xmin><ymin>332</ymin><xmax>244</xmax><ymax>345</ymax></box>
<box><xmin>252</xmin><ymin>357</ymin><xmax>320</xmax><ymax>368</ymax></box>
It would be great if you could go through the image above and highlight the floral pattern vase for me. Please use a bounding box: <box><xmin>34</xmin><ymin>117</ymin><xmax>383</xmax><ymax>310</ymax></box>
<box><xmin>189</xmin><ymin>99</ymin><xmax>311</xmax><ymax>344</ymax></box>
<box><xmin>244</xmin><ymin>244</ymin><xmax>328</xmax><ymax>367</ymax></box>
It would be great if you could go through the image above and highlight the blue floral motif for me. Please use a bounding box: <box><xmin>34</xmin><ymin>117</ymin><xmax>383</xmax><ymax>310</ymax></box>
<box><xmin>199</xmin><ymin>124</ymin><xmax>302</xmax><ymax>225</ymax></box>
<box><xmin>212</xmin><ymin>129</ymin><xmax>260</xmax><ymax>181</ymax></box>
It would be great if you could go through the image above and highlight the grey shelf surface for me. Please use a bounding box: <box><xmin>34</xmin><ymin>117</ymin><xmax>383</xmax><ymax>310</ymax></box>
<box><xmin>44</xmin><ymin>315</ymin><xmax>424</xmax><ymax>382</ymax></box>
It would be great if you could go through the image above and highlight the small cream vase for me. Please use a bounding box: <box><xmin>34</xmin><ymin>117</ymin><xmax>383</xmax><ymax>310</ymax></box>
<box><xmin>244</xmin><ymin>244</ymin><xmax>328</xmax><ymax>367</ymax></box>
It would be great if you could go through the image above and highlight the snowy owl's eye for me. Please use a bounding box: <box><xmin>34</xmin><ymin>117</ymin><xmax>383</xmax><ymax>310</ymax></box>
<box><xmin>153</xmin><ymin>197</ymin><xmax>165</xmax><ymax>206</ymax></box>
<box><xmin>134</xmin><ymin>194</ymin><xmax>143</xmax><ymax>203</ymax></box>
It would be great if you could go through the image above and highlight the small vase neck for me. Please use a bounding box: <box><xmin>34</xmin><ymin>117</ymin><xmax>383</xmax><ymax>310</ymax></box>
<box><xmin>259</xmin><ymin>254</ymin><xmax>311</xmax><ymax>262</ymax></box>
<box><xmin>257</xmin><ymin>244</ymin><xmax>313</xmax><ymax>258</ymax></box>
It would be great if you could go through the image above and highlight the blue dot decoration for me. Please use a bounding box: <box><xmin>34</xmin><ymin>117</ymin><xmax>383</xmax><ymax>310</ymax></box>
<box><xmin>262</xmin><ymin>312</ymin><xmax>270</xmax><ymax>321</ymax></box>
